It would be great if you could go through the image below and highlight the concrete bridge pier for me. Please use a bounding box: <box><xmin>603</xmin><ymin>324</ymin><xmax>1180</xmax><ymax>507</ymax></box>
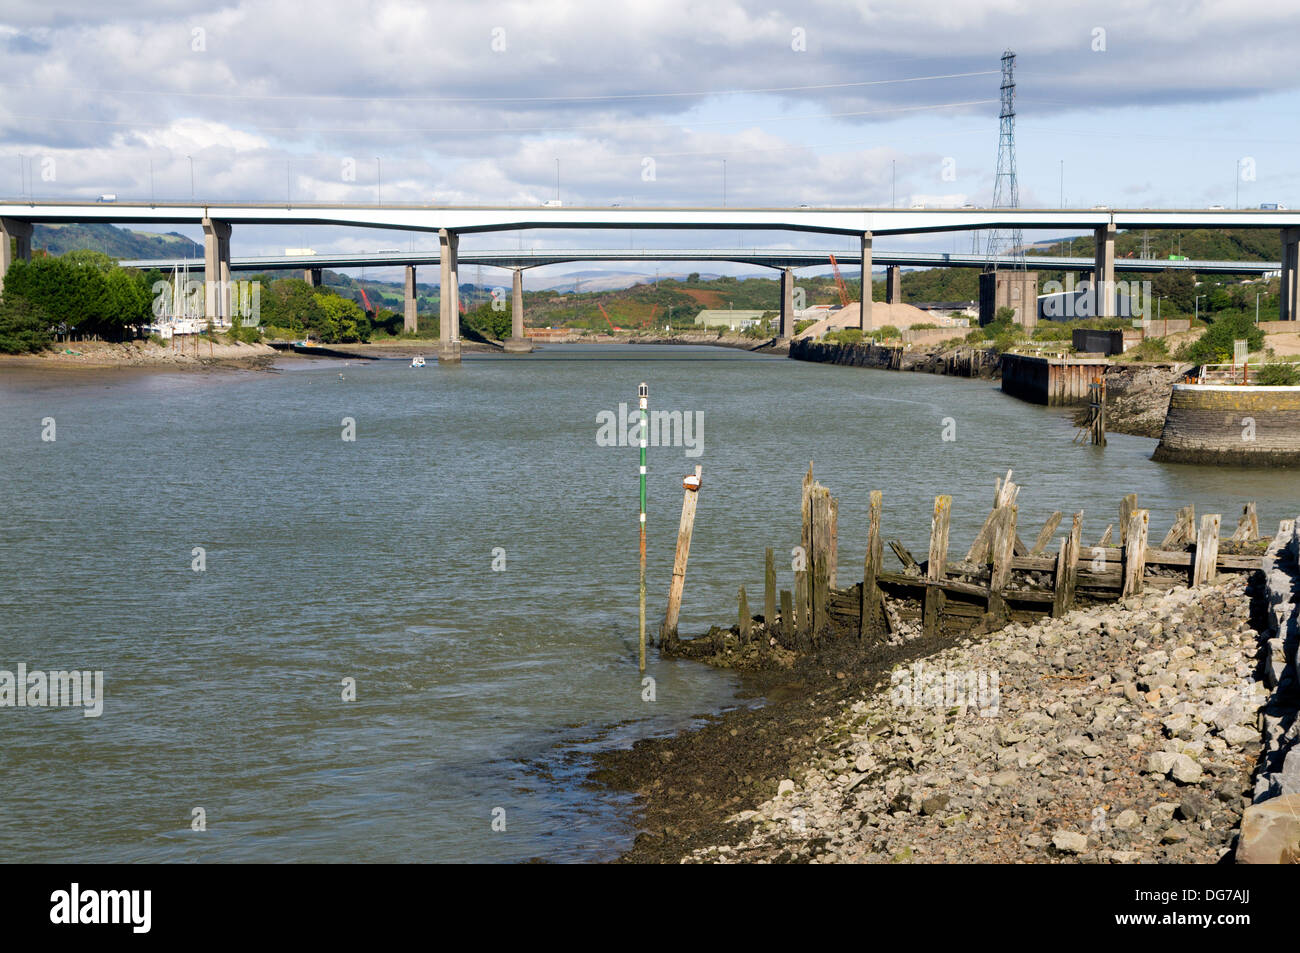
<box><xmin>860</xmin><ymin>231</ymin><xmax>873</xmax><ymax>331</ymax></box>
<box><xmin>1094</xmin><ymin>222</ymin><xmax>1116</xmax><ymax>318</ymax></box>
<box><xmin>1279</xmin><ymin>227</ymin><xmax>1300</xmax><ymax>321</ymax></box>
<box><xmin>0</xmin><ymin>217</ymin><xmax>33</xmax><ymax>296</ymax></box>
<box><xmin>202</xmin><ymin>217</ymin><xmax>232</xmax><ymax>322</ymax></box>
<box><xmin>886</xmin><ymin>264</ymin><xmax>903</xmax><ymax>304</ymax></box>
<box><xmin>438</xmin><ymin>228</ymin><xmax>461</xmax><ymax>363</ymax></box>
<box><xmin>304</xmin><ymin>267</ymin><xmax>322</xmax><ymax>286</ymax></box>
<box><xmin>503</xmin><ymin>267</ymin><xmax>533</xmax><ymax>353</ymax></box>
<box><xmin>403</xmin><ymin>264</ymin><xmax>418</xmax><ymax>333</ymax></box>
<box><xmin>779</xmin><ymin>267</ymin><xmax>794</xmax><ymax>339</ymax></box>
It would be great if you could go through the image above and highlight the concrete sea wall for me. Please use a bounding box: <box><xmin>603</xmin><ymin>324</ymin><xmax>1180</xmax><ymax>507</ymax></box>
<box><xmin>1152</xmin><ymin>384</ymin><xmax>1300</xmax><ymax>466</ymax></box>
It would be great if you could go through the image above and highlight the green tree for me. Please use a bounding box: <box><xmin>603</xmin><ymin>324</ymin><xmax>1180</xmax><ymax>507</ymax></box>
<box><xmin>260</xmin><ymin>278</ymin><xmax>326</xmax><ymax>337</ymax></box>
<box><xmin>316</xmin><ymin>292</ymin><xmax>370</xmax><ymax>343</ymax></box>
<box><xmin>462</xmin><ymin>301</ymin><xmax>512</xmax><ymax>341</ymax></box>
<box><xmin>0</xmin><ymin>292</ymin><xmax>53</xmax><ymax>353</ymax></box>
<box><xmin>1152</xmin><ymin>269</ymin><xmax>1196</xmax><ymax>312</ymax></box>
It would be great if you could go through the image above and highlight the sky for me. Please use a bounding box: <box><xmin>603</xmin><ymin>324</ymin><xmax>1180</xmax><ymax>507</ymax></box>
<box><xmin>3</xmin><ymin>0</ymin><xmax>1298</xmax><ymax>284</ymax></box>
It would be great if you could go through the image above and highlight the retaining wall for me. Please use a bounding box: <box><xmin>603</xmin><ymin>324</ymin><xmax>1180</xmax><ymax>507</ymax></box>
<box><xmin>1152</xmin><ymin>384</ymin><xmax>1300</xmax><ymax>466</ymax></box>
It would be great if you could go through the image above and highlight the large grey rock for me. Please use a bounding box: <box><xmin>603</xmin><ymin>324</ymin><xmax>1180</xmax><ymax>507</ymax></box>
<box><xmin>1170</xmin><ymin>754</ymin><xmax>1204</xmax><ymax>785</ymax></box>
<box><xmin>1147</xmin><ymin>751</ymin><xmax>1179</xmax><ymax>775</ymax></box>
<box><xmin>1236</xmin><ymin>794</ymin><xmax>1300</xmax><ymax>863</ymax></box>
<box><xmin>1052</xmin><ymin>831</ymin><xmax>1088</xmax><ymax>854</ymax></box>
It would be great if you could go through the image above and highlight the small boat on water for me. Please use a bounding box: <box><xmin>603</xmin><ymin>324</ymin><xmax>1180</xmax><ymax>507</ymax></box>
<box><xmin>410</xmin><ymin>355</ymin><xmax>426</xmax><ymax>368</ymax></box>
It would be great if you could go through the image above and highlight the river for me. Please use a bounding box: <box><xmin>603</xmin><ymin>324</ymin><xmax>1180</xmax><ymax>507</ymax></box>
<box><xmin>1</xmin><ymin>344</ymin><xmax>1294</xmax><ymax>862</ymax></box>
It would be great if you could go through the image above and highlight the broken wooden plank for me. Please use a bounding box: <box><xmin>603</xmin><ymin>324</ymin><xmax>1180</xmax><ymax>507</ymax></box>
<box><xmin>1030</xmin><ymin>512</ymin><xmax>1063</xmax><ymax>556</ymax></box>
<box><xmin>1231</xmin><ymin>502</ymin><xmax>1259</xmax><ymax>543</ymax></box>
<box><xmin>1160</xmin><ymin>504</ymin><xmax>1195</xmax><ymax>549</ymax></box>
<box><xmin>889</xmin><ymin>538</ymin><xmax>920</xmax><ymax>574</ymax></box>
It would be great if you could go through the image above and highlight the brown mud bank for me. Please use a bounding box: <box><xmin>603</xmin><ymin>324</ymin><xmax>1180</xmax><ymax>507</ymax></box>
<box><xmin>592</xmin><ymin>624</ymin><xmax>958</xmax><ymax>864</ymax></box>
<box><xmin>1</xmin><ymin>339</ymin><xmax>278</xmax><ymax>371</ymax></box>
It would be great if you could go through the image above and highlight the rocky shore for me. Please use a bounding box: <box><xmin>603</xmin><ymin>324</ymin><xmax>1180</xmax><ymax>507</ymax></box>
<box><xmin>597</xmin><ymin>559</ymin><xmax>1296</xmax><ymax>864</ymax></box>
<box><xmin>683</xmin><ymin>578</ymin><xmax>1266</xmax><ymax>863</ymax></box>
<box><xmin>1074</xmin><ymin>363</ymin><xmax>1191</xmax><ymax>439</ymax></box>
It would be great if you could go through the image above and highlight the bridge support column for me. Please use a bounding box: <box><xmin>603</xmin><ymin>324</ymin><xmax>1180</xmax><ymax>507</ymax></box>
<box><xmin>886</xmin><ymin>264</ymin><xmax>903</xmax><ymax>304</ymax></box>
<box><xmin>860</xmin><ymin>231</ymin><xmax>873</xmax><ymax>331</ymax></box>
<box><xmin>1093</xmin><ymin>222</ymin><xmax>1116</xmax><ymax>319</ymax></box>
<box><xmin>202</xmin><ymin>218</ymin><xmax>231</xmax><ymax>324</ymax></box>
<box><xmin>0</xmin><ymin>217</ymin><xmax>33</xmax><ymax>297</ymax></box>
<box><xmin>504</xmin><ymin>267</ymin><xmax>533</xmax><ymax>353</ymax></box>
<box><xmin>438</xmin><ymin>228</ymin><xmax>461</xmax><ymax>364</ymax></box>
<box><xmin>304</xmin><ymin>268</ymin><xmax>322</xmax><ymax>287</ymax></box>
<box><xmin>1280</xmin><ymin>228</ymin><xmax>1300</xmax><ymax>321</ymax></box>
<box><xmin>403</xmin><ymin>264</ymin><xmax>418</xmax><ymax>333</ymax></box>
<box><xmin>779</xmin><ymin>267</ymin><xmax>794</xmax><ymax>339</ymax></box>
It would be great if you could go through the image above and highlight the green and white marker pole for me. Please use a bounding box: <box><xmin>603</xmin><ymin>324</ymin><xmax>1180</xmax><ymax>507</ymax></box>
<box><xmin>638</xmin><ymin>382</ymin><xmax>648</xmax><ymax>672</ymax></box>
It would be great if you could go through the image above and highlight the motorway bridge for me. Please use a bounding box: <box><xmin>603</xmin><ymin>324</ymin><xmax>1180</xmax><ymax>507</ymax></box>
<box><xmin>3</xmin><ymin>201</ymin><xmax>1298</xmax><ymax>360</ymax></box>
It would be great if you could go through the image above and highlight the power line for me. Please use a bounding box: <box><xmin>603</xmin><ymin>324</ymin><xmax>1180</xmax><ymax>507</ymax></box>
<box><xmin>0</xmin><ymin>71</ymin><xmax>998</xmax><ymax>106</ymax></box>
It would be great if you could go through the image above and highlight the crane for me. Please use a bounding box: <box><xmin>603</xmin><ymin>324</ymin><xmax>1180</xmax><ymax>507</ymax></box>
<box><xmin>827</xmin><ymin>254</ymin><xmax>850</xmax><ymax>308</ymax></box>
<box><xmin>597</xmin><ymin>302</ymin><xmax>621</xmax><ymax>332</ymax></box>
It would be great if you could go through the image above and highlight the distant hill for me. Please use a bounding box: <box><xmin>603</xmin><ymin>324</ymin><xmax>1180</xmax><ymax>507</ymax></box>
<box><xmin>32</xmin><ymin>222</ymin><xmax>202</xmax><ymax>260</ymax></box>
<box><xmin>1026</xmin><ymin>227</ymin><xmax>1280</xmax><ymax>263</ymax></box>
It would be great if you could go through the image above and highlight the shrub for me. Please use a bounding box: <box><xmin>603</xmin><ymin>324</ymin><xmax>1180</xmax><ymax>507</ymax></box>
<box><xmin>1255</xmin><ymin>362</ymin><xmax>1300</xmax><ymax>385</ymax></box>
<box><xmin>990</xmin><ymin>332</ymin><xmax>1021</xmax><ymax>354</ymax></box>
<box><xmin>1124</xmin><ymin>338</ymin><xmax>1170</xmax><ymax>362</ymax></box>
<box><xmin>1182</xmin><ymin>312</ymin><xmax>1265</xmax><ymax>365</ymax></box>
<box><xmin>0</xmin><ymin>293</ymin><xmax>53</xmax><ymax>353</ymax></box>
<box><xmin>1031</xmin><ymin>324</ymin><xmax>1073</xmax><ymax>341</ymax></box>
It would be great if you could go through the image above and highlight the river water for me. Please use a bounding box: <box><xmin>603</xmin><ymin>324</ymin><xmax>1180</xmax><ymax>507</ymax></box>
<box><xmin>1</xmin><ymin>344</ymin><xmax>1295</xmax><ymax>862</ymax></box>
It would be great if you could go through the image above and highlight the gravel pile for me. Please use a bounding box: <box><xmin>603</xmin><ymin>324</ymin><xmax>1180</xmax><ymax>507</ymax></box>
<box><xmin>689</xmin><ymin>579</ymin><xmax>1264</xmax><ymax>864</ymax></box>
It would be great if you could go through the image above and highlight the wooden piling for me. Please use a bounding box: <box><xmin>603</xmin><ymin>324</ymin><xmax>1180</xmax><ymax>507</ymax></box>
<box><xmin>1231</xmin><ymin>502</ymin><xmax>1259</xmax><ymax>542</ymax></box>
<box><xmin>1160</xmin><ymin>504</ymin><xmax>1195</xmax><ymax>549</ymax></box>
<box><xmin>1192</xmin><ymin>514</ymin><xmax>1222</xmax><ymax>587</ymax></box>
<box><xmin>764</xmin><ymin>547</ymin><xmax>776</xmax><ymax>625</ymax></box>
<box><xmin>780</xmin><ymin>589</ymin><xmax>793</xmax><ymax>645</ymax></box>
<box><xmin>986</xmin><ymin>504</ymin><xmax>1017</xmax><ymax>623</ymax></box>
<box><xmin>828</xmin><ymin>497</ymin><xmax>839</xmax><ymax>589</ymax></box>
<box><xmin>923</xmin><ymin>495</ymin><xmax>951</xmax><ymax>637</ymax></box>
<box><xmin>811</xmin><ymin>487</ymin><xmax>832</xmax><ymax>639</ymax></box>
<box><xmin>1121</xmin><ymin>508</ymin><xmax>1150</xmax><ymax>598</ymax></box>
<box><xmin>659</xmin><ymin>464</ymin><xmax>702</xmax><ymax>648</ymax></box>
<box><xmin>794</xmin><ymin>570</ymin><xmax>811</xmax><ymax>650</ymax></box>
<box><xmin>1051</xmin><ymin>511</ymin><xmax>1083</xmax><ymax>618</ymax></box>
<box><xmin>1030</xmin><ymin>512</ymin><xmax>1063</xmax><ymax>556</ymax></box>
<box><xmin>860</xmin><ymin>490</ymin><xmax>883</xmax><ymax>640</ymax></box>
<box><xmin>1097</xmin><ymin>524</ymin><xmax>1113</xmax><ymax>547</ymax></box>
<box><xmin>738</xmin><ymin>585</ymin><xmax>751</xmax><ymax>642</ymax></box>
<box><xmin>1119</xmin><ymin>493</ymin><xmax>1137</xmax><ymax>546</ymax></box>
